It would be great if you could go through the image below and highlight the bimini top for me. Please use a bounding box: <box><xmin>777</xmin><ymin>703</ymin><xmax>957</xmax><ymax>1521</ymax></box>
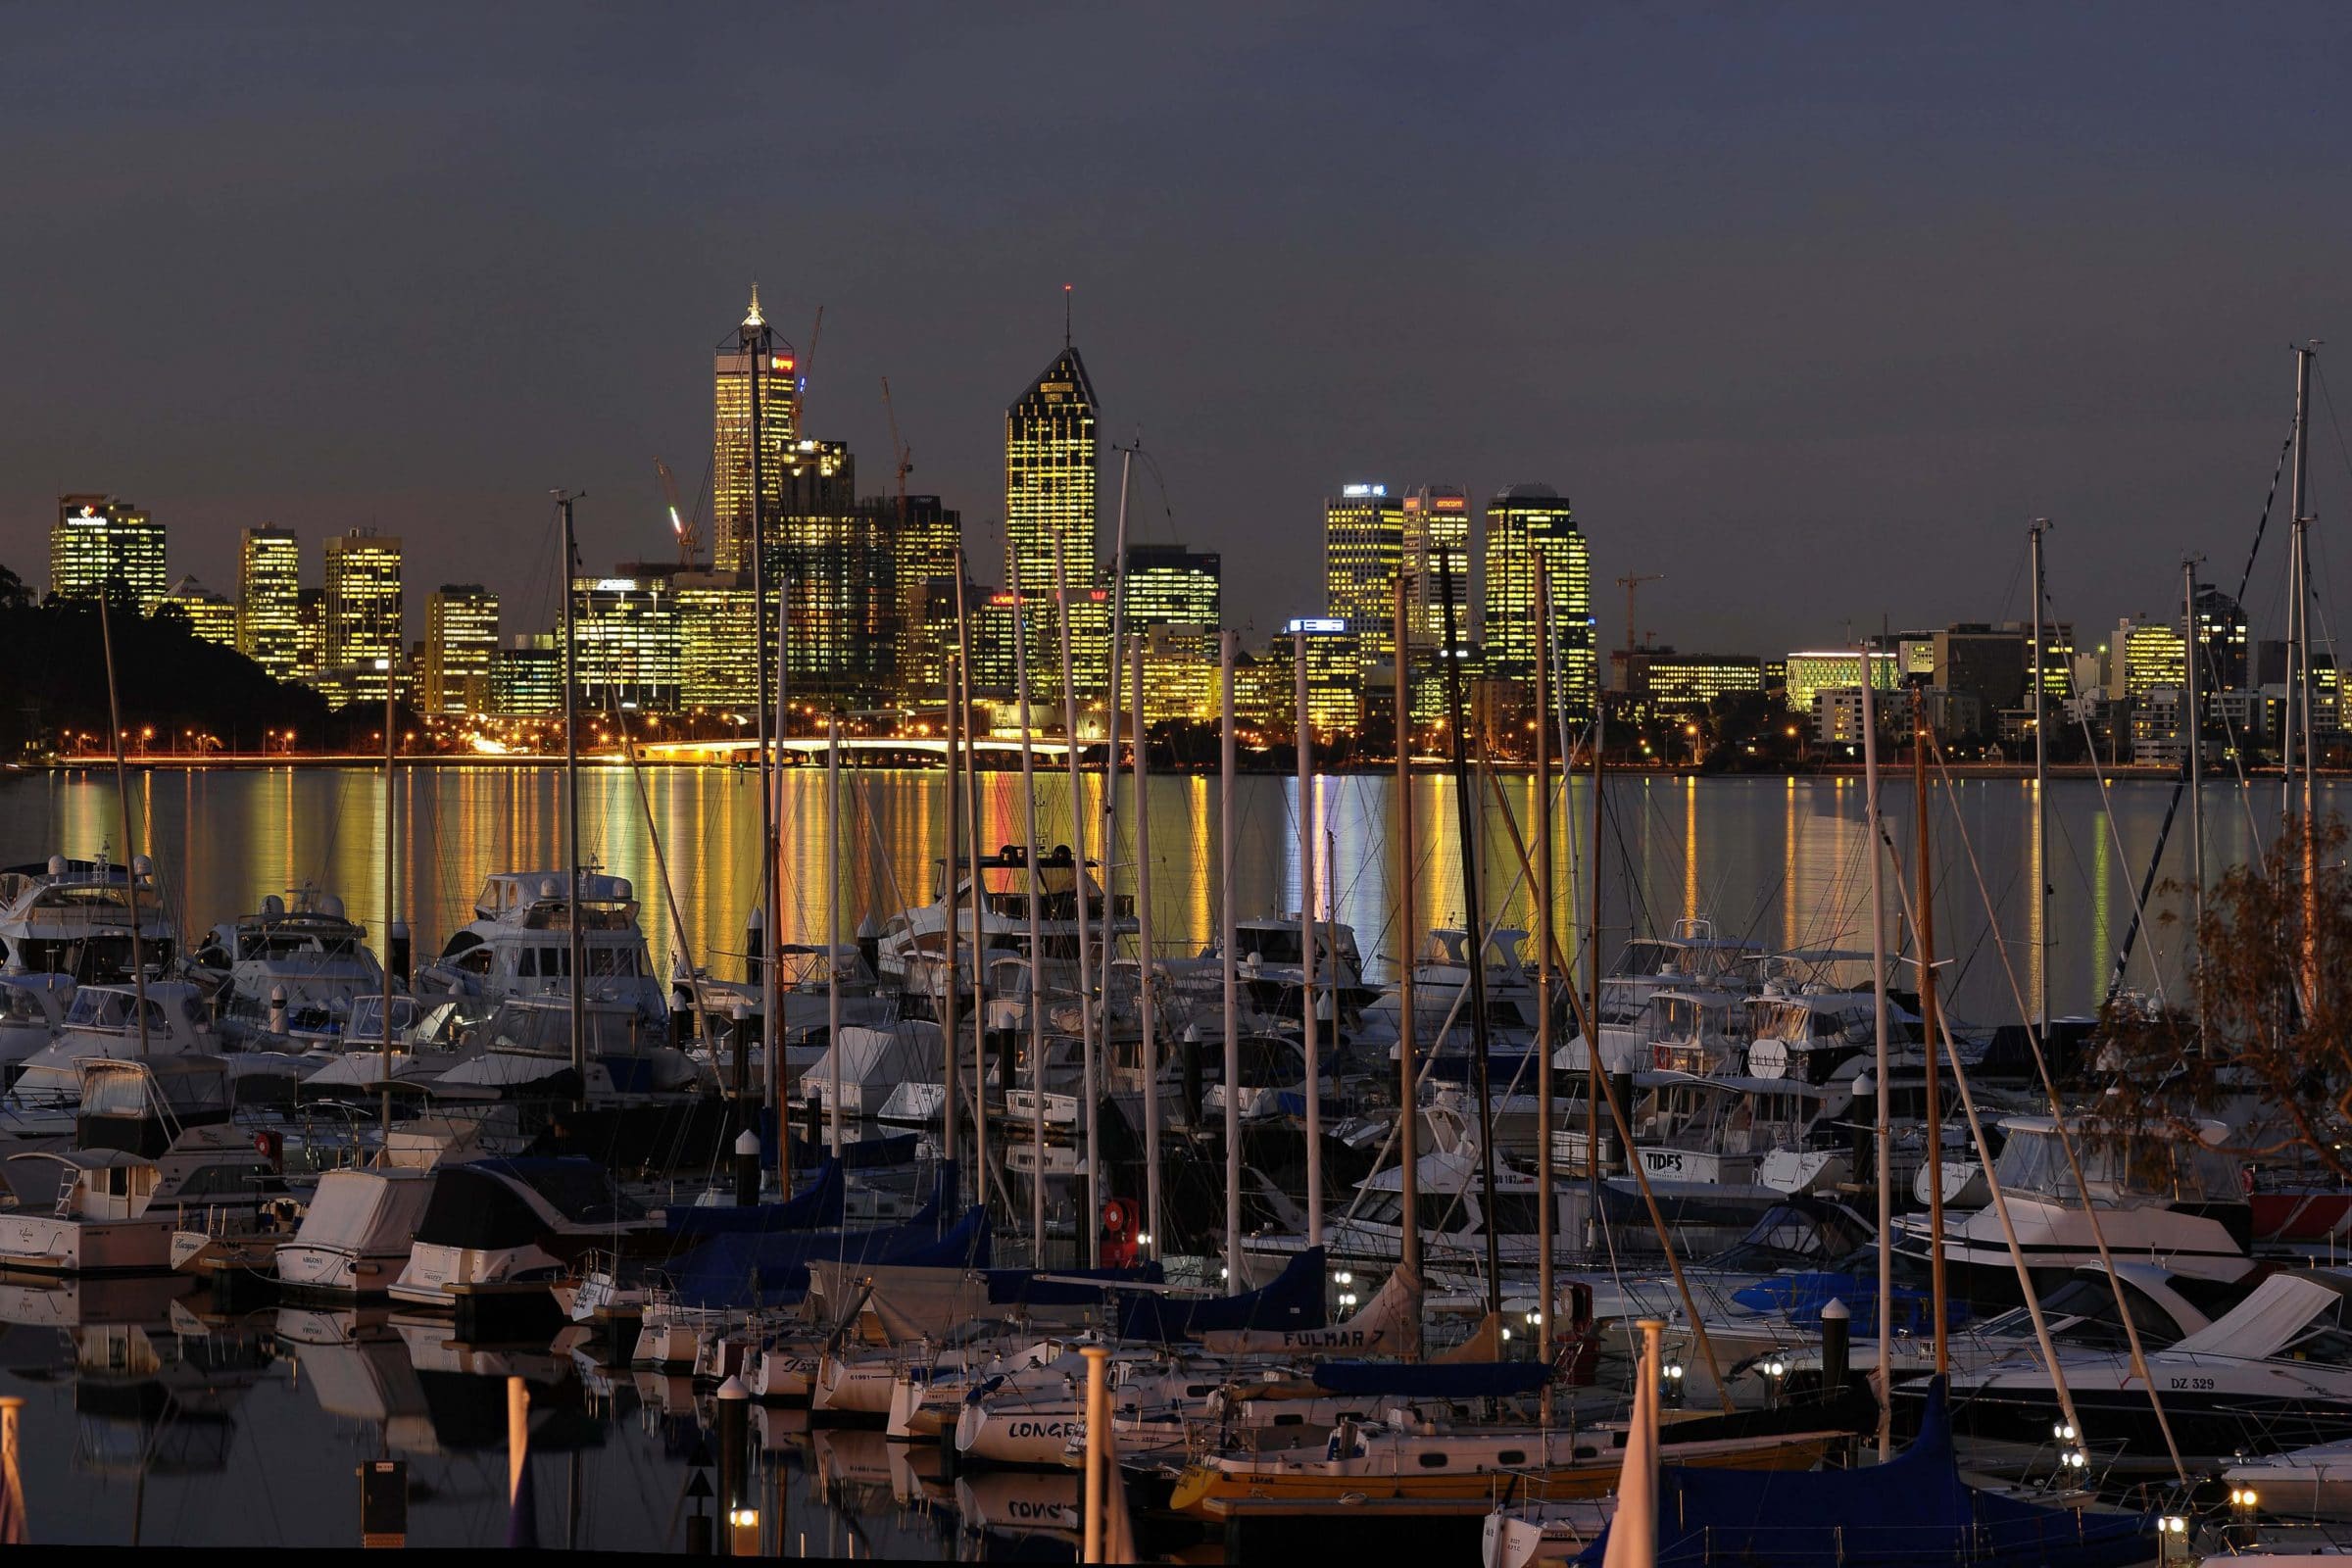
<box><xmin>470</xmin><ymin>871</ymin><xmax>637</xmax><ymax>921</ymax></box>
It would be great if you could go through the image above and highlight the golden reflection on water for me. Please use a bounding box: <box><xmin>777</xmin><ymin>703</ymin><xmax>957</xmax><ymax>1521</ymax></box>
<box><xmin>4</xmin><ymin>767</ymin><xmax>2321</xmax><ymax>1020</ymax></box>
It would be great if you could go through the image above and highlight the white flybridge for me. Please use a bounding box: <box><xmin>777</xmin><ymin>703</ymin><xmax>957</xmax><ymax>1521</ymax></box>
<box><xmin>10</xmin><ymin>981</ymin><xmax>219</xmax><ymax>1107</ymax></box>
<box><xmin>413</xmin><ymin>870</ymin><xmax>667</xmax><ymax>1024</ymax></box>
<box><xmin>0</xmin><ymin>853</ymin><xmax>175</xmax><ymax>985</ymax></box>
<box><xmin>190</xmin><ymin>887</ymin><xmax>388</xmax><ymax>1044</ymax></box>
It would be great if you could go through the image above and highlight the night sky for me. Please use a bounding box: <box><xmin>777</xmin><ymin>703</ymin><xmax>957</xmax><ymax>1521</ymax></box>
<box><xmin>9</xmin><ymin>4</ymin><xmax>2352</xmax><ymax>656</ymax></box>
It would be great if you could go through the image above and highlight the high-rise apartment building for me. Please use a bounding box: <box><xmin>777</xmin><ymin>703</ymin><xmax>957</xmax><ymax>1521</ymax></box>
<box><xmin>711</xmin><ymin>287</ymin><xmax>802</xmax><ymax>574</ymax></box>
<box><xmin>1481</xmin><ymin>485</ymin><xmax>1594</xmax><ymax>719</ymax></box>
<box><xmin>322</xmin><ymin>531</ymin><xmax>404</xmax><ymax>706</ymax></box>
<box><xmin>1400</xmin><ymin>486</ymin><xmax>1472</xmax><ymax>659</ymax></box>
<box><xmin>237</xmin><ymin>526</ymin><xmax>303</xmax><ymax>680</ymax></box>
<box><xmin>160</xmin><ymin>576</ymin><xmax>237</xmax><ymax>648</ymax></box>
<box><xmin>422</xmin><ymin>585</ymin><xmax>500</xmax><ymax>714</ymax></box>
<box><xmin>1324</xmin><ymin>484</ymin><xmax>1404</xmax><ymax>665</ymax></box>
<box><xmin>50</xmin><ymin>495</ymin><xmax>167</xmax><ymax>612</ymax></box>
<box><xmin>1004</xmin><ymin>342</ymin><xmax>1098</xmax><ymax>599</ymax></box>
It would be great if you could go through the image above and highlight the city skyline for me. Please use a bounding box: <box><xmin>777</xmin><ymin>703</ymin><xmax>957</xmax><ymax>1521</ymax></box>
<box><xmin>8</xmin><ymin>7</ymin><xmax>2350</xmax><ymax>659</ymax></box>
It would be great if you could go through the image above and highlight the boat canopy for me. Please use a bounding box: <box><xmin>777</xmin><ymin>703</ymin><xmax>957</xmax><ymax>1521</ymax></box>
<box><xmin>296</xmin><ymin>1168</ymin><xmax>439</xmax><ymax>1255</ymax></box>
<box><xmin>2168</xmin><ymin>1270</ymin><xmax>2352</xmax><ymax>1361</ymax></box>
<box><xmin>1115</xmin><ymin>1246</ymin><xmax>1326</xmax><ymax>1342</ymax></box>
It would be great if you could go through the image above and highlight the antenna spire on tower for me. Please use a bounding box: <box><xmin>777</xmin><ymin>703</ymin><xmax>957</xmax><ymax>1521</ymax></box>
<box><xmin>1063</xmin><ymin>282</ymin><xmax>1072</xmax><ymax>348</ymax></box>
<box><xmin>744</xmin><ymin>283</ymin><xmax>764</xmax><ymax>329</ymax></box>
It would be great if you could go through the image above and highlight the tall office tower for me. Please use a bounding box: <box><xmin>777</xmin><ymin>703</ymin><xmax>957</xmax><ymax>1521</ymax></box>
<box><xmin>160</xmin><ymin>575</ymin><xmax>238</xmax><ymax>647</ymax></box>
<box><xmin>571</xmin><ymin>568</ymin><xmax>682</xmax><ymax>713</ymax></box>
<box><xmin>237</xmin><ymin>526</ymin><xmax>302</xmax><ymax>680</ymax></box>
<box><xmin>1324</xmin><ymin>483</ymin><xmax>1404</xmax><ymax>664</ymax></box>
<box><xmin>1004</xmin><ymin>340</ymin><xmax>1099</xmax><ymax>596</ymax></box>
<box><xmin>1400</xmin><ymin>485</ymin><xmax>1472</xmax><ymax>659</ymax></box>
<box><xmin>1124</xmin><ymin>545</ymin><xmax>1220</xmax><ymax>630</ymax></box>
<box><xmin>322</xmin><ymin>531</ymin><xmax>404</xmax><ymax>705</ymax></box>
<box><xmin>2115</xmin><ymin>614</ymin><xmax>2187</xmax><ymax>703</ymax></box>
<box><xmin>766</xmin><ymin>439</ymin><xmax>893</xmax><ymax>710</ymax></box>
<box><xmin>50</xmin><ymin>495</ymin><xmax>167</xmax><ymax>612</ymax></box>
<box><xmin>675</xmin><ymin>571</ymin><xmax>758</xmax><ymax>711</ymax></box>
<box><xmin>887</xmin><ymin>495</ymin><xmax>962</xmax><ymax>709</ymax></box>
<box><xmin>423</xmin><ymin>585</ymin><xmax>500</xmax><ymax>714</ymax></box>
<box><xmin>491</xmin><ymin>634</ymin><xmax>562</xmax><ymax>717</ymax></box>
<box><xmin>1480</xmin><ymin>484</ymin><xmax>1594</xmax><ymax>720</ymax></box>
<box><xmin>711</xmin><ymin>286</ymin><xmax>802</xmax><ymax>573</ymax></box>
<box><xmin>2192</xmin><ymin>584</ymin><xmax>2250</xmax><ymax>691</ymax></box>
<box><xmin>294</xmin><ymin>590</ymin><xmax>326</xmax><ymax>682</ymax></box>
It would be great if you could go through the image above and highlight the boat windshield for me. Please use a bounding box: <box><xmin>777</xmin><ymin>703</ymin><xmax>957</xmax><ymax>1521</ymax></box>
<box><xmin>64</xmin><ymin>990</ymin><xmax>184</xmax><ymax>1033</ymax></box>
<box><xmin>1975</xmin><ymin>1275</ymin><xmax>2191</xmax><ymax>1350</ymax></box>
<box><xmin>1992</xmin><ymin>1126</ymin><xmax>2244</xmax><ymax>1208</ymax></box>
<box><xmin>486</xmin><ymin>1004</ymin><xmax>644</xmax><ymax>1056</ymax></box>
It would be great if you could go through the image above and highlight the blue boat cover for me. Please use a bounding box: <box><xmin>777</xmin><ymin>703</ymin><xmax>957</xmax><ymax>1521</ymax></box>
<box><xmin>982</xmin><ymin>1262</ymin><xmax>1164</xmax><ymax>1305</ymax></box>
<box><xmin>664</xmin><ymin>1165</ymin><xmax>986</xmax><ymax>1306</ymax></box>
<box><xmin>662</xmin><ymin>1158</ymin><xmax>847</xmax><ymax>1237</ymax></box>
<box><xmin>1572</xmin><ymin>1378</ymin><xmax>2153</xmax><ymax>1567</ymax></box>
<box><xmin>784</xmin><ymin>1131</ymin><xmax>920</xmax><ymax>1171</ymax></box>
<box><xmin>1729</xmin><ymin>1270</ymin><xmax>1969</xmax><ymax>1333</ymax></box>
<box><xmin>1310</xmin><ymin>1359</ymin><xmax>1551</xmax><ymax>1398</ymax></box>
<box><xmin>1115</xmin><ymin>1248</ymin><xmax>1326</xmax><ymax>1341</ymax></box>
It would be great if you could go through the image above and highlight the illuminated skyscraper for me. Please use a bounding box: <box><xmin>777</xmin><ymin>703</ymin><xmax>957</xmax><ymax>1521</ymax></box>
<box><xmin>160</xmin><ymin>575</ymin><xmax>237</xmax><ymax>648</ymax></box>
<box><xmin>423</xmin><ymin>585</ymin><xmax>500</xmax><ymax>714</ymax></box>
<box><xmin>768</xmin><ymin>440</ymin><xmax>896</xmax><ymax>710</ymax></box>
<box><xmin>1124</xmin><ymin>545</ymin><xmax>1220</xmax><ymax>631</ymax></box>
<box><xmin>1400</xmin><ymin>486</ymin><xmax>1472</xmax><ymax>659</ymax></box>
<box><xmin>889</xmin><ymin>495</ymin><xmax>963</xmax><ymax>709</ymax></box>
<box><xmin>2192</xmin><ymin>585</ymin><xmax>2249</xmax><ymax>692</ymax></box>
<box><xmin>711</xmin><ymin>286</ymin><xmax>802</xmax><ymax>574</ymax></box>
<box><xmin>237</xmin><ymin>526</ymin><xmax>302</xmax><ymax>680</ymax></box>
<box><xmin>322</xmin><ymin>531</ymin><xmax>404</xmax><ymax>705</ymax></box>
<box><xmin>1004</xmin><ymin>343</ymin><xmax>1098</xmax><ymax>594</ymax></box>
<box><xmin>572</xmin><ymin>570</ymin><xmax>680</xmax><ymax>712</ymax></box>
<box><xmin>294</xmin><ymin>590</ymin><xmax>325</xmax><ymax>683</ymax></box>
<box><xmin>1323</xmin><ymin>484</ymin><xmax>1403</xmax><ymax>664</ymax></box>
<box><xmin>492</xmin><ymin>634</ymin><xmax>562</xmax><ymax>717</ymax></box>
<box><xmin>50</xmin><ymin>495</ymin><xmax>166</xmax><ymax>612</ymax></box>
<box><xmin>675</xmin><ymin>571</ymin><xmax>757</xmax><ymax>711</ymax></box>
<box><xmin>1480</xmin><ymin>485</ymin><xmax>1593</xmax><ymax>719</ymax></box>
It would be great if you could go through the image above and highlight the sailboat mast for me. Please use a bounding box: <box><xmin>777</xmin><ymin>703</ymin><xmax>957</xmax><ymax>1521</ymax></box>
<box><xmin>1913</xmin><ymin>711</ymin><xmax>1948</xmax><ymax>1375</ymax></box>
<box><xmin>1394</xmin><ymin>580</ymin><xmax>1421</xmax><ymax>1285</ymax></box>
<box><xmin>560</xmin><ymin>494</ymin><xmax>585</xmax><ymax>1106</ymax></box>
<box><xmin>1099</xmin><ymin>448</ymin><xmax>1133</xmax><ymax>1002</ymax></box>
<box><xmin>1436</xmin><ymin>552</ymin><xmax>1500</xmax><ymax>1315</ymax></box>
<box><xmin>1054</xmin><ymin>532</ymin><xmax>1101</xmax><ymax>1266</ymax></box>
<box><xmin>746</xmin><ymin>302</ymin><xmax>776</xmax><ymax>1133</ymax></box>
<box><xmin>381</xmin><ymin>631</ymin><xmax>398</xmax><ymax>1131</ymax></box>
<box><xmin>960</xmin><ymin>601</ymin><xmax>990</xmax><ymax>1218</ymax></box>
<box><xmin>94</xmin><ymin>592</ymin><xmax>150</xmax><ymax>1056</ymax></box>
<box><xmin>2030</xmin><ymin>517</ymin><xmax>2051</xmax><ymax>1046</ymax></box>
<box><xmin>1132</xmin><ymin>637</ymin><xmax>1160</xmax><ymax>1257</ymax></box>
<box><xmin>942</xmin><ymin>629</ymin><xmax>964</xmax><ymax>1205</ymax></box>
<box><xmin>827</xmin><ymin>711</ymin><xmax>844</xmax><ymax>1154</ymax></box>
<box><xmin>1220</xmin><ymin>628</ymin><xmax>1243</xmax><ymax>1292</ymax></box>
<box><xmin>1533</xmin><ymin>556</ymin><xmax>1555</xmax><ymax>1391</ymax></box>
<box><xmin>1295</xmin><ymin>628</ymin><xmax>1323</xmax><ymax>1248</ymax></box>
<box><xmin>1009</xmin><ymin>555</ymin><xmax>1049</xmax><ymax>1259</ymax></box>
<box><xmin>2183</xmin><ymin>555</ymin><xmax>2205</xmax><ymax>1004</ymax></box>
<box><xmin>1857</xmin><ymin>655</ymin><xmax>1892</xmax><ymax>1460</ymax></box>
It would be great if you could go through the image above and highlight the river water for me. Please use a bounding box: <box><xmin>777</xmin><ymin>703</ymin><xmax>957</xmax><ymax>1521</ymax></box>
<box><xmin>1</xmin><ymin>764</ymin><xmax>2329</xmax><ymax>1022</ymax></box>
<box><xmin>0</xmin><ymin>764</ymin><xmax>2328</xmax><ymax>1546</ymax></box>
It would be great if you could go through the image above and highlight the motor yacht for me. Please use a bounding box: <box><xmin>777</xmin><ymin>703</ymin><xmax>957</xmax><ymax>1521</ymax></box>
<box><xmin>10</xmin><ymin>981</ymin><xmax>220</xmax><ymax>1108</ymax></box>
<box><xmin>413</xmin><ymin>870</ymin><xmax>666</xmax><ymax>1023</ymax></box>
<box><xmin>0</xmin><ymin>973</ymin><xmax>73</xmax><ymax>1087</ymax></box>
<box><xmin>0</xmin><ymin>854</ymin><xmax>174</xmax><ymax>985</ymax></box>
<box><xmin>190</xmin><ymin>889</ymin><xmax>389</xmax><ymax>1045</ymax></box>
<box><xmin>388</xmin><ymin>1157</ymin><xmax>661</xmax><ymax>1305</ymax></box>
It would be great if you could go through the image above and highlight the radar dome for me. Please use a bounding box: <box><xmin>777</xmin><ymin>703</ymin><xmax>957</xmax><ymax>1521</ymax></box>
<box><xmin>262</xmin><ymin>895</ymin><xmax>285</xmax><ymax>917</ymax></box>
<box><xmin>319</xmin><ymin>894</ymin><xmax>346</xmax><ymax>919</ymax></box>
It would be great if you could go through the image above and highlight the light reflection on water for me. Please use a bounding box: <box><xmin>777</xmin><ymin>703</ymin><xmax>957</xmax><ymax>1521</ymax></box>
<box><xmin>1</xmin><ymin>766</ymin><xmax>2328</xmax><ymax>1021</ymax></box>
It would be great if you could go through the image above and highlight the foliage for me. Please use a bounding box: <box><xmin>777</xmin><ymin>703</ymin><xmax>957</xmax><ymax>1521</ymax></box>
<box><xmin>2094</xmin><ymin>813</ymin><xmax>2352</xmax><ymax>1179</ymax></box>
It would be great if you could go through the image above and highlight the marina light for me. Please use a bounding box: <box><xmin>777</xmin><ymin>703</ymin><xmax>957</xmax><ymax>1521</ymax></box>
<box><xmin>1335</xmin><ymin>1269</ymin><xmax>1352</xmax><ymax>1286</ymax></box>
<box><xmin>2161</xmin><ymin>1516</ymin><xmax>2187</xmax><ymax>1535</ymax></box>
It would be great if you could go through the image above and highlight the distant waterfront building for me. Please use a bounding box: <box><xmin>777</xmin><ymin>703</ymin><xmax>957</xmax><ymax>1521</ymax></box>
<box><xmin>160</xmin><ymin>574</ymin><xmax>236</xmax><ymax>648</ymax></box>
<box><xmin>159</xmin><ymin>575</ymin><xmax>237</xmax><ymax>648</ymax></box>
<box><xmin>1400</xmin><ymin>486</ymin><xmax>1473</xmax><ymax>660</ymax></box>
<box><xmin>1480</xmin><ymin>484</ymin><xmax>1595</xmax><ymax>721</ymax></box>
<box><xmin>1324</xmin><ymin>483</ymin><xmax>1404</xmax><ymax>665</ymax></box>
<box><xmin>423</xmin><ymin>585</ymin><xmax>499</xmax><ymax>714</ymax></box>
<box><xmin>572</xmin><ymin>570</ymin><xmax>681</xmax><ymax>712</ymax></box>
<box><xmin>1137</xmin><ymin>622</ymin><xmax>1223</xmax><ymax>723</ymax></box>
<box><xmin>1784</xmin><ymin>650</ymin><xmax>1897</xmax><ymax>713</ymax></box>
<box><xmin>322</xmin><ymin>531</ymin><xmax>404</xmax><ymax>706</ymax></box>
<box><xmin>491</xmin><ymin>633</ymin><xmax>562</xmax><ymax>717</ymax></box>
<box><xmin>50</xmin><ymin>495</ymin><xmax>166</xmax><ymax>612</ymax></box>
<box><xmin>1004</xmin><ymin>340</ymin><xmax>1099</xmax><ymax>601</ymax></box>
<box><xmin>1623</xmin><ymin>649</ymin><xmax>1765</xmax><ymax>710</ymax></box>
<box><xmin>712</xmin><ymin>287</ymin><xmax>802</xmax><ymax>574</ymax></box>
<box><xmin>236</xmin><ymin>526</ymin><xmax>302</xmax><ymax>680</ymax></box>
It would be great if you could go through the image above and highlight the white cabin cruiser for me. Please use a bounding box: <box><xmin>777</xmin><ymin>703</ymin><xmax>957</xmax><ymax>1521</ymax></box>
<box><xmin>0</xmin><ymin>854</ymin><xmax>174</xmax><ymax>985</ymax></box>
<box><xmin>430</xmin><ymin>994</ymin><xmax>706</xmax><ymax>1099</ymax></box>
<box><xmin>879</xmin><ymin>848</ymin><xmax>1134</xmax><ymax>1004</ymax></box>
<box><xmin>1362</xmin><ymin>928</ymin><xmax>1542</xmax><ymax>1051</ymax></box>
<box><xmin>0</xmin><ymin>1151</ymin><xmax>181</xmax><ymax>1273</ymax></box>
<box><xmin>274</xmin><ymin>1166</ymin><xmax>440</xmax><ymax>1297</ymax></box>
<box><xmin>10</xmin><ymin>981</ymin><xmax>220</xmax><ymax>1108</ymax></box>
<box><xmin>191</xmin><ymin>889</ymin><xmax>389</xmax><ymax>1043</ymax></box>
<box><xmin>414</xmin><ymin>871</ymin><xmax>666</xmax><ymax>1023</ymax></box>
<box><xmin>1203</xmin><ymin>915</ymin><xmax>1366</xmax><ymax>1025</ymax></box>
<box><xmin>0</xmin><ymin>974</ymin><xmax>73</xmax><ymax>1087</ymax></box>
<box><xmin>388</xmin><ymin>1157</ymin><xmax>659</xmax><ymax>1305</ymax></box>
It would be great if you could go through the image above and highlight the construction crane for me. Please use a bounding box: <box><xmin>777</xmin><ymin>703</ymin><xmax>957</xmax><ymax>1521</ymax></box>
<box><xmin>655</xmin><ymin>459</ymin><xmax>700</xmax><ymax>568</ymax></box>
<box><xmin>1617</xmin><ymin>572</ymin><xmax>1664</xmax><ymax>661</ymax></box>
<box><xmin>880</xmin><ymin>375</ymin><xmax>912</xmax><ymax>518</ymax></box>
